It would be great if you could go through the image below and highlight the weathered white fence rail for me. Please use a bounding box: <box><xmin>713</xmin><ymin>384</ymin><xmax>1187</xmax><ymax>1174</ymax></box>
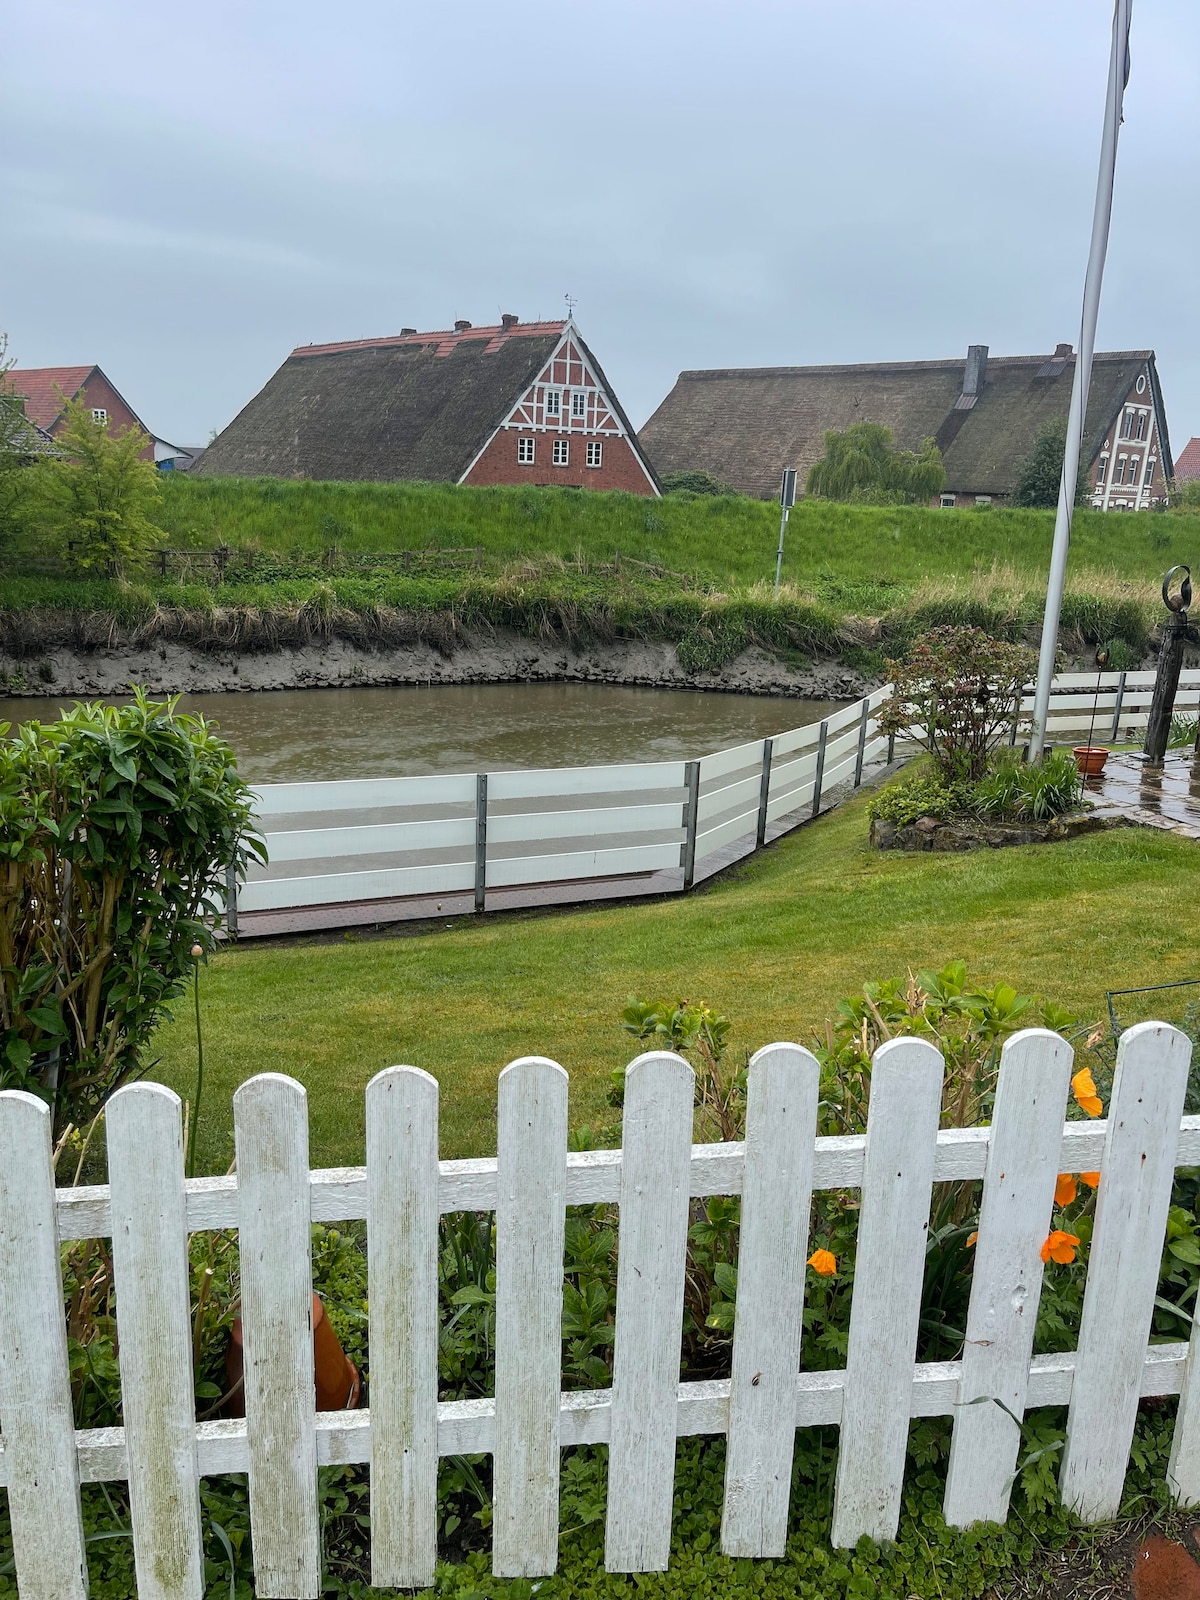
<box><xmin>228</xmin><ymin>669</ymin><xmax>1200</xmax><ymax>928</ymax></box>
<box><xmin>2</xmin><ymin>1022</ymin><xmax>1199</xmax><ymax>1595</ymax></box>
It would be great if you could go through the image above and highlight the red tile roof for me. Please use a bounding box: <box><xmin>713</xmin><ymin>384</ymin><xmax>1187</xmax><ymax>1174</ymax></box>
<box><xmin>8</xmin><ymin>366</ymin><xmax>96</xmax><ymax>429</ymax></box>
<box><xmin>1175</xmin><ymin>437</ymin><xmax>1200</xmax><ymax>484</ymax></box>
<box><xmin>290</xmin><ymin>320</ymin><xmax>567</xmax><ymax>361</ymax></box>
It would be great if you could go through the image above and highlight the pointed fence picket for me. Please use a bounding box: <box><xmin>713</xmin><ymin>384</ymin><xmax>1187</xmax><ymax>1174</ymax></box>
<box><xmin>7</xmin><ymin>1023</ymin><xmax>1200</xmax><ymax>1595</ymax></box>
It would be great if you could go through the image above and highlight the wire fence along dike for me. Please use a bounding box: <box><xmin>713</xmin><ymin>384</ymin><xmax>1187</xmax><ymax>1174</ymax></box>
<box><xmin>227</xmin><ymin>668</ymin><xmax>1200</xmax><ymax>933</ymax></box>
<box><xmin>2</xmin><ymin>1024</ymin><xmax>1200</xmax><ymax>1596</ymax></box>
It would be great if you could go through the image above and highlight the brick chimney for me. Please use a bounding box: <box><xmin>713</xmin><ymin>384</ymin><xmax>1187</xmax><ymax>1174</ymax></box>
<box><xmin>501</xmin><ymin>313</ymin><xmax>519</xmax><ymax>329</ymax></box>
<box><xmin>1054</xmin><ymin>342</ymin><xmax>1074</xmax><ymax>359</ymax></box>
<box><xmin>454</xmin><ymin>319</ymin><xmax>472</xmax><ymax>331</ymax></box>
<box><xmin>963</xmin><ymin>344</ymin><xmax>989</xmax><ymax>397</ymax></box>
<box><xmin>400</xmin><ymin>327</ymin><xmax>417</xmax><ymax>336</ymax></box>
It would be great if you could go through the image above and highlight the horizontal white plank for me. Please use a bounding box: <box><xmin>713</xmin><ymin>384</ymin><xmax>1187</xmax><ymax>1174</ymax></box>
<box><xmin>252</xmin><ymin>773</ymin><xmax>475</xmax><ymax>818</ymax></box>
<box><xmin>823</xmin><ymin>698</ymin><xmax>872</xmax><ymax>737</ymax></box>
<box><xmin>237</xmin><ymin>859</ymin><xmax>475</xmax><ymax>912</ymax></box>
<box><xmin>6</xmin><ymin>1342</ymin><xmax>1186</xmax><ymax>1491</ymax></box>
<box><xmin>697</xmin><ymin>771</ymin><xmax>763</xmax><ymax>826</ymax></box>
<box><xmin>769</xmin><ymin>722</ymin><xmax>822</xmax><ymax>760</ymax></box>
<box><xmin>488</xmin><ymin>803</ymin><xmax>683</xmax><ymax>846</ymax></box>
<box><xmin>695</xmin><ymin>808</ymin><xmax>759</xmax><ymax>862</ymax></box>
<box><xmin>766</xmin><ymin>779</ymin><xmax>815</xmax><ymax>823</ymax></box>
<box><xmin>700</xmin><ymin>740</ymin><xmax>768</xmax><ymax>784</ymax></box>
<box><xmin>258</xmin><ymin>816</ymin><xmax>475</xmax><ymax>864</ymax></box>
<box><xmin>55</xmin><ymin>1116</ymin><xmax>1200</xmax><ymax>1242</ymax></box>
<box><xmin>488</xmin><ymin>762</ymin><xmax>686</xmax><ymax>801</ymax></box>
<box><xmin>487</xmin><ymin>841</ymin><xmax>682</xmax><ymax>889</ymax></box>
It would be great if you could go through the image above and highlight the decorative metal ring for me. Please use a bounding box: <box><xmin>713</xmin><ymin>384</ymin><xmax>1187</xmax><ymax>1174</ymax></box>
<box><xmin>1163</xmin><ymin>565</ymin><xmax>1192</xmax><ymax>613</ymax></box>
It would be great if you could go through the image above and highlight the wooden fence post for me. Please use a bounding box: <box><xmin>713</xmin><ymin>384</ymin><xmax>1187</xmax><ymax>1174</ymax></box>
<box><xmin>0</xmin><ymin>1092</ymin><xmax>88</xmax><ymax>1600</ymax></box>
<box><xmin>366</xmin><ymin>1067</ymin><xmax>441</xmax><ymax>1590</ymax></box>
<box><xmin>605</xmin><ymin>1052</ymin><xmax>695</xmax><ymax>1572</ymax></box>
<box><xmin>943</xmin><ymin>1030</ymin><xmax>1073</xmax><ymax>1528</ymax></box>
<box><xmin>853</xmin><ymin>698</ymin><xmax>870</xmax><ymax>787</ymax></box>
<box><xmin>1060</xmin><ymin>1022</ymin><xmax>1191</xmax><ymax>1520</ymax></box>
<box><xmin>475</xmin><ymin>773</ymin><xmax>488</xmax><ymax>913</ymax></box>
<box><xmin>234</xmin><ymin>1074</ymin><xmax>321</xmax><ymax>1598</ymax></box>
<box><xmin>756</xmin><ymin>738</ymin><xmax>773</xmax><ymax>848</ymax></box>
<box><xmin>721</xmin><ymin>1043</ymin><xmax>820</xmax><ymax>1557</ymax></box>
<box><xmin>681</xmin><ymin>759</ymin><xmax>700</xmax><ymax>889</ymax></box>
<box><xmin>494</xmin><ymin>1058</ymin><xmax>569</xmax><ymax>1577</ymax></box>
<box><xmin>107</xmin><ymin>1083</ymin><xmax>205</xmax><ymax>1600</ymax></box>
<box><xmin>810</xmin><ymin>720</ymin><xmax>829</xmax><ymax>818</ymax></box>
<box><xmin>831</xmin><ymin>1037</ymin><xmax>943</xmax><ymax>1547</ymax></box>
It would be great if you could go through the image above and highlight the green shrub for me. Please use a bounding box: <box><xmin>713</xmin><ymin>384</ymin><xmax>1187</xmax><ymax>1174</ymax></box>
<box><xmin>866</xmin><ymin>774</ymin><xmax>976</xmax><ymax>826</ymax></box>
<box><xmin>973</xmin><ymin>749</ymin><xmax>1082</xmax><ymax>822</ymax></box>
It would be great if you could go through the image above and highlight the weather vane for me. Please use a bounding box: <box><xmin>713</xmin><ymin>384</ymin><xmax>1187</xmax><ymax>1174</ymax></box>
<box><xmin>564</xmin><ymin>292</ymin><xmax>577</xmax><ymax>317</ymax></box>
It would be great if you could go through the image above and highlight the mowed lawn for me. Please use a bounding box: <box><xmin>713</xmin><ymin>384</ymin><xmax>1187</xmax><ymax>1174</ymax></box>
<box><xmin>150</xmin><ymin>793</ymin><xmax>1194</xmax><ymax>1173</ymax></box>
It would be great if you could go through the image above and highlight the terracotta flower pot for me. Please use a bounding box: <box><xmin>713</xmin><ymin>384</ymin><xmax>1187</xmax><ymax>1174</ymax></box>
<box><xmin>223</xmin><ymin>1291</ymin><xmax>361</xmax><ymax>1416</ymax></box>
<box><xmin>1073</xmin><ymin>746</ymin><xmax>1109</xmax><ymax>777</ymax></box>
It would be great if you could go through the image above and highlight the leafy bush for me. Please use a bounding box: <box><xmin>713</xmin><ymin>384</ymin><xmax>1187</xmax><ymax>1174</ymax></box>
<box><xmin>806</xmin><ymin>422</ymin><xmax>945</xmax><ymax>505</ymax></box>
<box><xmin>1012</xmin><ymin>416</ymin><xmax>1091</xmax><ymax>509</ymax></box>
<box><xmin>661</xmin><ymin>469</ymin><xmax>729</xmax><ymax>496</ymax></box>
<box><xmin>0</xmin><ymin>692</ymin><xmax>263</xmax><ymax>1129</ymax></box>
<box><xmin>973</xmin><ymin>749</ymin><xmax>1083</xmax><ymax>821</ymax></box>
<box><xmin>876</xmin><ymin>626</ymin><xmax>1038</xmax><ymax>783</ymax></box>
<box><xmin>866</xmin><ymin>773</ymin><xmax>977</xmax><ymax>826</ymax></box>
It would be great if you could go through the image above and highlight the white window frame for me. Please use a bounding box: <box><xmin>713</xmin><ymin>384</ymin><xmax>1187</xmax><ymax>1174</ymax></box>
<box><xmin>91</xmin><ymin>408</ymin><xmax>108</xmax><ymax>425</ymax></box>
<box><xmin>939</xmin><ymin>493</ymin><xmax>955</xmax><ymax>509</ymax></box>
<box><xmin>545</xmin><ymin>389</ymin><xmax>561</xmax><ymax>419</ymax></box>
<box><xmin>1136</xmin><ymin>374</ymin><xmax>1147</xmax><ymax>394</ymax></box>
<box><xmin>1136</xmin><ymin>411</ymin><xmax>1148</xmax><ymax>441</ymax></box>
<box><xmin>586</xmin><ymin>441</ymin><xmax>603</xmax><ymax>469</ymax></box>
<box><xmin>1114</xmin><ymin>455</ymin><xmax>1127</xmax><ymax>484</ymax></box>
<box><xmin>571</xmin><ymin>390</ymin><xmax>587</xmax><ymax>419</ymax></box>
<box><xmin>517</xmin><ymin>437</ymin><xmax>535</xmax><ymax>465</ymax></box>
<box><xmin>1096</xmin><ymin>456</ymin><xmax>1108</xmax><ymax>485</ymax></box>
<box><xmin>552</xmin><ymin>439</ymin><xmax>570</xmax><ymax>467</ymax></box>
<box><xmin>1145</xmin><ymin>459</ymin><xmax>1156</xmax><ymax>489</ymax></box>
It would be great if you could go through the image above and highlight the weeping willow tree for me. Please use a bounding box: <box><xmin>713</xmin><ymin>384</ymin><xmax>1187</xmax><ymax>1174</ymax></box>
<box><xmin>806</xmin><ymin>423</ymin><xmax>946</xmax><ymax>505</ymax></box>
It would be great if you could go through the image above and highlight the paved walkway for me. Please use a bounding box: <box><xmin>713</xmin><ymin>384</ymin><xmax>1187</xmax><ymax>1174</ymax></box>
<box><xmin>1087</xmin><ymin>750</ymin><xmax>1200</xmax><ymax>841</ymax></box>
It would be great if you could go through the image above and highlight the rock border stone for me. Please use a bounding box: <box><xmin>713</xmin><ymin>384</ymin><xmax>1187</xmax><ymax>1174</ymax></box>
<box><xmin>870</xmin><ymin>809</ymin><xmax>1122</xmax><ymax>853</ymax></box>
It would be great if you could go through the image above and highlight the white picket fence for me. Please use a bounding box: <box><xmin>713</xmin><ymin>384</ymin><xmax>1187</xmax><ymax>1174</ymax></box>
<box><xmin>228</xmin><ymin>668</ymin><xmax>1200</xmax><ymax>927</ymax></box>
<box><xmin>2</xmin><ymin>1022</ymin><xmax>1200</xmax><ymax>1597</ymax></box>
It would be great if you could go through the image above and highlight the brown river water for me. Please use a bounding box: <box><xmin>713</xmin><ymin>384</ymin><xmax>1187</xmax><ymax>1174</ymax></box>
<box><xmin>0</xmin><ymin>683</ymin><xmax>844</xmax><ymax>784</ymax></box>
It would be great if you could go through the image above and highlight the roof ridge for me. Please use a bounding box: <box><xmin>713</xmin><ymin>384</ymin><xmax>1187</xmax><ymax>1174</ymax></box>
<box><xmin>676</xmin><ymin>350</ymin><xmax>1153</xmax><ymax>381</ymax></box>
<box><xmin>291</xmin><ymin>321</ymin><xmax>568</xmax><ymax>360</ymax></box>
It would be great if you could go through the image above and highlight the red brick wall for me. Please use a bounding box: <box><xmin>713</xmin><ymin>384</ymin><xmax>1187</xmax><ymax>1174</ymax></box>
<box><xmin>463</xmin><ymin>428</ymin><xmax>658</xmax><ymax>496</ymax></box>
<box><xmin>50</xmin><ymin>373</ymin><xmax>154</xmax><ymax>461</ymax></box>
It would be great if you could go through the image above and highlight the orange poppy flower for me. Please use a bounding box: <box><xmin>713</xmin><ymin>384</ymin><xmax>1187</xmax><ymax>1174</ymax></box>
<box><xmin>1071</xmin><ymin>1068</ymin><xmax>1103</xmax><ymax>1118</ymax></box>
<box><xmin>1055</xmin><ymin>1173</ymin><xmax>1078</xmax><ymax>1207</ymax></box>
<box><xmin>1040</xmin><ymin>1230</ymin><xmax>1080</xmax><ymax>1265</ymax></box>
<box><xmin>807</xmin><ymin>1249</ymin><xmax>837</xmax><ymax>1276</ymax></box>
<box><xmin>966</xmin><ymin>1232</ymin><xmax>979</xmax><ymax>1248</ymax></box>
<box><xmin>1081</xmin><ymin>1171</ymin><xmax>1101</xmax><ymax>1189</ymax></box>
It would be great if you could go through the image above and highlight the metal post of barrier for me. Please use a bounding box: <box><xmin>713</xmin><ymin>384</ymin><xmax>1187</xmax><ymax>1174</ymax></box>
<box><xmin>811</xmin><ymin>721</ymin><xmax>829</xmax><ymax>819</ymax></box>
<box><xmin>682</xmin><ymin>760</ymin><xmax>700</xmax><ymax>890</ymax></box>
<box><xmin>474</xmin><ymin>774</ymin><xmax>488</xmax><ymax>913</ymax></box>
<box><xmin>887</xmin><ymin>730</ymin><xmax>895</xmax><ymax>764</ymax></box>
<box><xmin>853</xmin><ymin>698</ymin><xmax>870</xmax><ymax>787</ymax></box>
<box><xmin>756</xmin><ymin>738</ymin><xmax>774</xmax><ymax>848</ymax></box>
<box><xmin>1109</xmin><ymin>670</ymin><xmax>1127</xmax><ymax>744</ymax></box>
<box><xmin>225</xmin><ymin>863</ymin><xmax>239</xmax><ymax>940</ymax></box>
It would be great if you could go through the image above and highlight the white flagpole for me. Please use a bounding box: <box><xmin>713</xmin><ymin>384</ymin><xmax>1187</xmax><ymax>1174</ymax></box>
<box><xmin>1029</xmin><ymin>0</ymin><xmax>1132</xmax><ymax>760</ymax></box>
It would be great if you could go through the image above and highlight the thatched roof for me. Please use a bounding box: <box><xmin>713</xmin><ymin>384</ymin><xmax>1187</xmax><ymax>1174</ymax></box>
<box><xmin>197</xmin><ymin>321</ymin><xmax>569</xmax><ymax>482</ymax></box>
<box><xmin>639</xmin><ymin>346</ymin><xmax>1168</xmax><ymax>499</ymax></box>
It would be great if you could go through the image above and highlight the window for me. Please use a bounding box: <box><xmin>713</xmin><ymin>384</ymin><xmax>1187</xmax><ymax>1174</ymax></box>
<box><xmin>91</xmin><ymin>408</ymin><xmax>108</xmax><ymax>425</ymax></box>
<box><xmin>545</xmin><ymin>390</ymin><xmax>561</xmax><ymax>418</ymax></box>
<box><xmin>1136</xmin><ymin>411</ymin><xmax>1147</xmax><ymax>441</ymax></box>
<box><xmin>1146</xmin><ymin>460</ymin><xmax>1155</xmax><ymax>488</ymax></box>
<box><xmin>1096</xmin><ymin>456</ymin><xmax>1107</xmax><ymax>484</ymax></box>
<box><xmin>1114</xmin><ymin>456</ymin><xmax>1127</xmax><ymax>484</ymax></box>
<box><xmin>1128</xmin><ymin>456</ymin><xmax>1142</xmax><ymax>487</ymax></box>
<box><xmin>940</xmin><ymin>494</ymin><xmax>955</xmax><ymax>508</ymax></box>
<box><xmin>1136</xmin><ymin>374</ymin><xmax>1147</xmax><ymax>394</ymax></box>
<box><xmin>517</xmin><ymin>437</ymin><xmax>535</xmax><ymax>464</ymax></box>
<box><xmin>974</xmin><ymin>495</ymin><xmax>992</xmax><ymax>507</ymax></box>
<box><xmin>571</xmin><ymin>391</ymin><xmax>586</xmax><ymax>418</ymax></box>
<box><xmin>586</xmin><ymin>441</ymin><xmax>603</xmax><ymax>469</ymax></box>
<box><xmin>552</xmin><ymin>439</ymin><xmax>570</xmax><ymax>466</ymax></box>
<box><xmin>1121</xmin><ymin>410</ymin><xmax>1135</xmax><ymax>439</ymax></box>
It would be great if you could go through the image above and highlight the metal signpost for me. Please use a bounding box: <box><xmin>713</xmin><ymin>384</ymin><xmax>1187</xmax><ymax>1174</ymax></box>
<box><xmin>774</xmin><ymin>468</ymin><xmax>797</xmax><ymax>596</ymax></box>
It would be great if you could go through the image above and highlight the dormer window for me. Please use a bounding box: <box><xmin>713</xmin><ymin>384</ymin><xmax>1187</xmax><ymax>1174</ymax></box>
<box><xmin>545</xmin><ymin>390</ymin><xmax>561</xmax><ymax>418</ymax></box>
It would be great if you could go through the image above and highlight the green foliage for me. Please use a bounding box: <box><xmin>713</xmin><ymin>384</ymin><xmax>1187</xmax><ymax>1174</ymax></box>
<box><xmin>1012</xmin><ymin>416</ymin><xmax>1091</xmax><ymax>509</ymax></box>
<box><xmin>876</xmin><ymin>626</ymin><xmax>1038</xmax><ymax>783</ymax></box>
<box><xmin>972</xmin><ymin>749</ymin><xmax>1083</xmax><ymax>821</ymax></box>
<box><xmin>1168</xmin><ymin>477</ymin><xmax>1200</xmax><ymax>513</ymax></box>
<box><xmin>35</xmin><ymin>395</ymin><xmax>166</xmax><ymax>578</ymax></box>
<box><xmin>0</xmin><ymin>333</ymin><xmax>49</xmax><ymax>552</ymax></box>
<box><xmin>806</xmin><ymin>423</ymin><xmax>946</xmax><ymax>505</ymax></box>
<box><xmin>0</xmin><ymin>693</ymin><xmax>263</xmax><ymax>1129</ymax></box>
<box><xmin>866</xmin><ymin>773</ymin><xmax>977</xmax><ymax>826</ymax></box>
<box><xmin>661</xmin><ymin>469</ymin><xmax>729</xmax><ymax>496</ymax></box>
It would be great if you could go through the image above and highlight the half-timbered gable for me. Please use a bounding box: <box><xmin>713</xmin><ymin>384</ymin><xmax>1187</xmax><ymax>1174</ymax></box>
<box><xmin>199</xmin><ymin>317</ymin><xmax>660</xmax><ymax>495</ymax></box>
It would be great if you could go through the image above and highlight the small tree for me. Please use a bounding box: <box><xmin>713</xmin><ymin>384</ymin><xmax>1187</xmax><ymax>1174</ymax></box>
<box><xmin>0</xmin><ymin>333</ymin><xmax>49</xmax><ymax>550</ymax></box>
<box><xmin>875</xmin><ymin>626</ymin><xmax>1038</xmax><ymax>784</ymax></box>
<box><xmin>661</xmin><ymin>470</ymin><xmax>729</xmax><ymax>496</ymax></box>
<box><xmin>0</xmin><ymin>693</ymin><xmax>264</xmax><ymax>1130</ymax></box>
<box><xmin>806</xmin><ymin>423</ymin><xmax>945</xmax><ymax>504</ymax></box>
<box><xmin>42</xmin><ymin>394</ymin><xmax>165</xmax><ymax>578</ymax></box>
<box><xmin>1012</xmin><ymin>416</ymin><xmax>1091</xmax><ymax>508</ymax></box>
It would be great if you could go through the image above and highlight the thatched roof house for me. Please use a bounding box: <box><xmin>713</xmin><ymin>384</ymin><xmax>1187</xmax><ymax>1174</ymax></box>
<box><xmin>639</xmin><ymin>344</ymin><xmax>1173</xmax><ymax>510</ymax></box>
<box><xmin>198</xmin><ymin>316</ymin><xmax>660</xmax><ymax>495</ymax></box>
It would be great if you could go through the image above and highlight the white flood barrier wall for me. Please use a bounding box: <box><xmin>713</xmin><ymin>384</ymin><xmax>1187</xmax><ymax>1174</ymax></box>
<box><xmin>3</xmin><ymin>1022</ymin><xmax>1199</xmax><ymax>1593</ymax></box>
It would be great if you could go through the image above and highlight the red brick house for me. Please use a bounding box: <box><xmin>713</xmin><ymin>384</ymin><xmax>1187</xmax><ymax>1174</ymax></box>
<box><xmin>640</xmin><ymin>342</ymin><xmax>1172</xmax><ymax>509</ymax></box>
<box><xmin>9</xmin><ymin>365</ymin><xmax>193</xmax><ymax>468</ymax></box>
<box><xmin>197</xmin><ymin>315</ymin><xmax>660</xmax><ymax>495</ymax></box>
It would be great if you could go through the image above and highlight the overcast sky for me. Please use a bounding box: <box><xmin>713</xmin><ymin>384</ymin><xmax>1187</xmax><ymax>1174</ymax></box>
<box><xmin>3</xmin><ymin>1</ymin><xmax>1198</xmax><ymax>451</ymax></box>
